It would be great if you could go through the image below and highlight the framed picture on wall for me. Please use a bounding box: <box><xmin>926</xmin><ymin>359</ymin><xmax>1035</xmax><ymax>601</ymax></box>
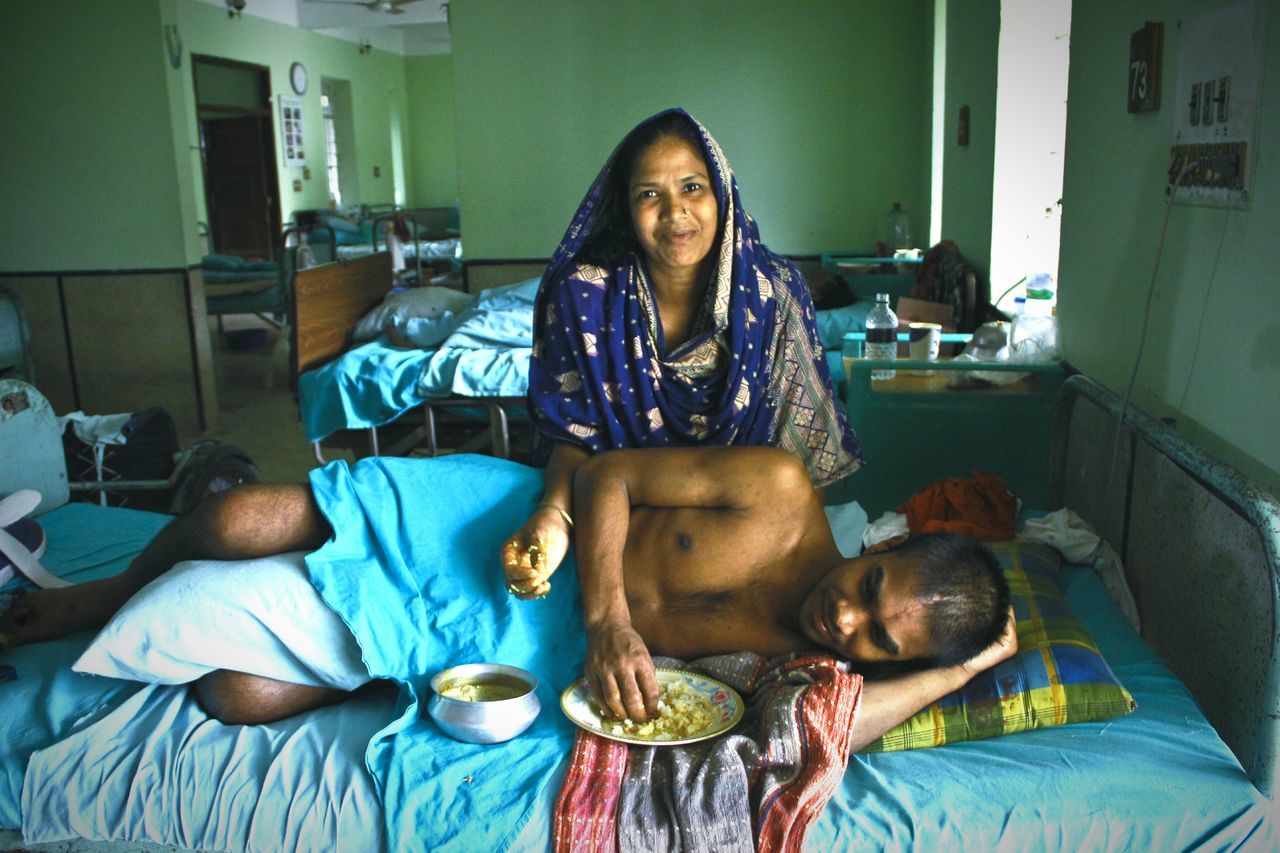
<box><xmin>279</xmin><ymin>95</ymin><xmax>305</xmax><ymax>166</ymax></box>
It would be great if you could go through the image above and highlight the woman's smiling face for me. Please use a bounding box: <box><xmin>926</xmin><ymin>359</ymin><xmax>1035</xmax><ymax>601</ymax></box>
<box><xmin>627</xmin><ymin>134</ymin><xmax>719</xmax><ymax>281</ymax></box>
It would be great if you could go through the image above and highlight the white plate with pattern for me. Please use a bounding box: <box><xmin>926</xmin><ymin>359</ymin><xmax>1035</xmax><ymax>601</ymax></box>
<box><xmin>560</xmin><ymin>668</ymin><xmax>745</xmax><ymax>746</ymax></box>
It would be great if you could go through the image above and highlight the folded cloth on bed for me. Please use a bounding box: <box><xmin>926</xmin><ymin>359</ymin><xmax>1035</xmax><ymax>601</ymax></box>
<box><xmin>553</xmin><ymin>652</ymin><xmax>861</xmax><ymax>852</ymax></box>
<box><xmin>305</xmin><ymin>456</ymin><xmax>585</xmax><ymax>851</ymax></box>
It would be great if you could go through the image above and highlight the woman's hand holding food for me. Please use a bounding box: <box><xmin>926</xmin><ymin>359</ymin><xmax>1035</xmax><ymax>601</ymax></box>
<box><xmin>585</xmin><ymin>622</ymin><xmax>660</xmax><ymax>723</ymax></box>
<box><xmin>500</xmin><ymin>504</ymin><xmax>572</xmax><ymax>600</ymax></box>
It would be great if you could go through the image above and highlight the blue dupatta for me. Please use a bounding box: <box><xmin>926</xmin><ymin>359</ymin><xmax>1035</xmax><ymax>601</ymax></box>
<box><xmin>528</xmin><ymin>108</ymin><xmax>862</xmax><ymax>487</ymax></box>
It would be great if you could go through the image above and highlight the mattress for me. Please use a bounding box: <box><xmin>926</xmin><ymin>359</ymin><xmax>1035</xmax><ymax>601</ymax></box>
<box><xmin>6</xmin><ymin>503</ymin><xmax>1273</xmax><ymax>851</ymax></box>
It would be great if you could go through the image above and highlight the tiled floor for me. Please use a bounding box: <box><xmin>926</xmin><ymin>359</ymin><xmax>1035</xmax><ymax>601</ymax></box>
<box><xmin>194</xmin><ymin>314</ymin><xmax>532</xmax><ymax>488</ymax></box>
<box><xmin>194</xmin><ymin>315</ymin><xmax>354</xmax><ymax>485</ymax></box>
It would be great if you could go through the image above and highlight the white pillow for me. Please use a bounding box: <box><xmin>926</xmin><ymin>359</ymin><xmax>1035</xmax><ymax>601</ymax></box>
<box><xmin>75</xmin><ymin>552</ymin><xmax>370</xmax><ymax>691</ymax></box>
<box><xmin>824</xmin><ymin>499</ymin><xmax>868</xmax><ymax>558</ymax></box>
<box><xmin>352</xmin><ymin>286</ymin><xmax>476</xmax><ymax>342</ymax></box>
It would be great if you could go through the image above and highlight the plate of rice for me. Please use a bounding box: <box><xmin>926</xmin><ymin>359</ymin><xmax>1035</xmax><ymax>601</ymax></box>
<box><xmin>560</xmin><ymin>668</ymin><xmax>745</xmax><ymax>746</ymax></box>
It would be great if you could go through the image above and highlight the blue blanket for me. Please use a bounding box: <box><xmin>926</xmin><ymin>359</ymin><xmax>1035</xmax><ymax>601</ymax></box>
<box><xmin>305</xmin><ymin>456</ymin><xmax>584</xmax><ymax>851</ymax></box>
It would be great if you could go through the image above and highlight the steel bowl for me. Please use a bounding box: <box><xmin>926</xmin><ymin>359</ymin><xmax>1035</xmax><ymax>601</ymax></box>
<box><xmin>427</xmin><ymin>663</ymin><xmax>541</xmax><ymax>744</ymax></box>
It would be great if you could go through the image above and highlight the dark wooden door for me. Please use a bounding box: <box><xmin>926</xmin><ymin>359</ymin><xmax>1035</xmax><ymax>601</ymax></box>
<box><xmin>203</xmin><ymin>114</ymin><xmax>276</xmax><ymax>260</ymax></box>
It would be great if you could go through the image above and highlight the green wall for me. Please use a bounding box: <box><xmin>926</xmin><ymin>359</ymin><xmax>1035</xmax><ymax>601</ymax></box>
<box><xmin>449</xmin><ymin>0</ymin><xmax>934</xmax><ymax>259</ymax></box>
<box><xmin>937</xmin><ymin>0</ymin><xmax>999</xmax><ymax>282</ymax></box>
<box><xmin>1062</xmin><ymin>0</ymin><xmax>1279</xmax><ymax>492</ymax></box>
<box><xmin>406</xmin><ymin>54</ymin><xmax>459</xmax><ymax>208</ymax></box>
<box><xmin>0</xmin><ymin>0</ymin><xmax>419</xmax><ymax>271</ymax></box>
<box><xmin>0</xmin><ymin>1</ymin><xmax>188</xmax><ymax>270</ymax></box>
<box><xmin>173</xmin><ymin>0</ymin><xmax>411</xmax><ymax>238</ymax></box>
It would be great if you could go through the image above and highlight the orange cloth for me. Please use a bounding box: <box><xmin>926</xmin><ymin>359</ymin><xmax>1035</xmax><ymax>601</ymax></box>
<box><xmin>898</xmin><ymin>470</ymin><xmax>1017</xmax><ymax>541</ymax></box>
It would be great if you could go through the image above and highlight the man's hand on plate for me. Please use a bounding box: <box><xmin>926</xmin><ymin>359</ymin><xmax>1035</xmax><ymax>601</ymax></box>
<box><xmin>585</xmin><ymin>622</ymin><xmax>660</xmax><ymax>723</ymax></box>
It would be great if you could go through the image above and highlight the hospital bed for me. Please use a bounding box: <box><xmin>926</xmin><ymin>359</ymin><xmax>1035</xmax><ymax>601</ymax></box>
<box><xmin>301</xmin><ymin>207</ymin><xmax>462</xmax><ymax>287</ymax></box>
<box><xmin>290</xmin><ymin>251</ymin><xmax>529</xmax><ymax>462</ymax></box>
<box><xmin>1</xmin><ymin>361</ymin><xmax>1275</xmax><ymax>850</ymax></box>
<box><xmin>202</xmin><ymin>225</ymin><xmax>329</xmax><ymax>336</ymax></box>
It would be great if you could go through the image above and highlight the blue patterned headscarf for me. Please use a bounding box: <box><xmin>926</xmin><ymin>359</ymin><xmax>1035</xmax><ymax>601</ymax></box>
<box><xmin>528</xmin><ymin>108</ymin><xmax>862</xmax><ymax>486</ymax></box>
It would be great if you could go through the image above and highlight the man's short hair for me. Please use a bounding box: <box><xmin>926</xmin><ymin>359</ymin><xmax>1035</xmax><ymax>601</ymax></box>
<box><xmin>891</xmin><ymin>531</ymin><xmax>1009</xmax><ymax>670</ymax></box>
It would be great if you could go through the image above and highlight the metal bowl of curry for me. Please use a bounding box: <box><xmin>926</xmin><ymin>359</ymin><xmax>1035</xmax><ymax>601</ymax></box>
<box><xmin>427</xmin><ymin>663</ymin><xmax>541</xmax><ymax>744</ymax></box>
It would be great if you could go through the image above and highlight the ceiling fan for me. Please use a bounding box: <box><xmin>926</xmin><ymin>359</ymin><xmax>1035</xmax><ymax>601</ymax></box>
<box><xmin>307</xmin><ymin>0</ymin><xmax>424</xmax><ymax>14</ymax></box>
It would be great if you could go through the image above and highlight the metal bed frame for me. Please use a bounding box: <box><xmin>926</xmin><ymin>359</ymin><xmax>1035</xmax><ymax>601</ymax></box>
<box><xmin>1050</xmin><ymin>374</ymin><xmax>1280</xmax><ymax>800</ymax></box>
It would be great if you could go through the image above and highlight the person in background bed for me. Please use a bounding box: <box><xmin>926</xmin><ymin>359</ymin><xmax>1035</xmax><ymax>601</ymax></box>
<box><xmin>0</xmin><ymin>447</ymin><xmax>1013</xmax><ymax>751</ymax></box>
<box><xmin>507</xmin><ymin>108</ymin><xmax>862</xmax><ymax>585</ymax></box>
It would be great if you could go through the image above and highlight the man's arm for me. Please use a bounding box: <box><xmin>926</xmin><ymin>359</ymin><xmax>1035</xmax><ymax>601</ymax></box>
<box><xmin>848</xmin><ymin>607</ymin><xmax>1019</xmax><ymax>753</ymax></box>
<box><xmin>573</xmin><ymin>446</ymin><xmax>814</xmax><ymax>722</ymax></box>
<box><xmin>502</xmin><ymin>442</ymin><xmax>588</xmax><ymax>599</ymax></box>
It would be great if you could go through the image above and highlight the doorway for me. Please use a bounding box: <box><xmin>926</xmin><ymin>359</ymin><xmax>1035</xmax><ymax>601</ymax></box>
<box><xmin>987</xmin><ymin>1</ymin><xmax>1071</xmax><ymax>310</ymax></box>
<box><xmin>321</xmin><ymin>77</ymin><xmax>357</xmax><ymax>211</ymax></box>
<box><xmin>193</xmin><ymin>55</ymin><xmax>281</xmax><ymax>260</ymax></box>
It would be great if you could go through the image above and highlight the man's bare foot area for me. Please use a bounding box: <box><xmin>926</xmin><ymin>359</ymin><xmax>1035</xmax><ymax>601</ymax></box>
<box><xmin>0</xmin><ymin>578</ymin><xmax>132</xmax><ymax>647</ymax></box>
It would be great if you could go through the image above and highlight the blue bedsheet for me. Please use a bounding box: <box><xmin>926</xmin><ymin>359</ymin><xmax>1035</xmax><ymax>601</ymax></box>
<box><xmin>306</xmin><ymin>456</ymin><xmax>584</xmax><ymax>851</ymax></box>
<box><xmin>809</xmin><ymin>563</ymin><xmax>1275</xmax><ymax>850</ymax></box>
<box><xmin>0</xmin><ymin>503</ymin><xmax>167</xmax><ymax>829</ymax></box>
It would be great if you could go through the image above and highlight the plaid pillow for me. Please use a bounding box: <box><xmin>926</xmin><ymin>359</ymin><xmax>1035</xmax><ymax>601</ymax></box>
<box><xmin>861</xmin><ymin>541</ymin><xmax>1136</xmax><ymax>753</ymax></box>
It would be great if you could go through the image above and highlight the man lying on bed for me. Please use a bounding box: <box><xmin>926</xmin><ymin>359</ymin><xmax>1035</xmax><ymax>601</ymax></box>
<box><xmin>2</xmin><ymin>446</ymin><xmax>1015</xmax><ymax>751</ymax></box>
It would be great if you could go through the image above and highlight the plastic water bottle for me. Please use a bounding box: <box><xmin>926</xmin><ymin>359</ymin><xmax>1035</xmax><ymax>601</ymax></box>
<box><xmin>865</xmin><ymin>292</ymin><xmax>898</xmax><ymax>380</ymax></box>
<box><xmin>885</xmin><ymin>203</ymin><xmax>912</xmax><ymax>252</ymax></box>
<box><xmin>1011</xmin><ymin>290</ymin><xmax>1060</xmax><ymax>361</ymax></box>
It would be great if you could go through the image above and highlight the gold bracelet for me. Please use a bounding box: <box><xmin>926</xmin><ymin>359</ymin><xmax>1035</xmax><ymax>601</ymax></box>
<box><xmin>537</xmin><ymin>502</ymin><xmax>574</xmax><ymax>529</ymax></box>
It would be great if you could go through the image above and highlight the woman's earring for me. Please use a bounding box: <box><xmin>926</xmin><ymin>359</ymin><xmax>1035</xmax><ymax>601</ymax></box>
<box><xmin>683</xmin><ymin>207</ymin><xmax>690</xmax><ymax>215</ymax></box>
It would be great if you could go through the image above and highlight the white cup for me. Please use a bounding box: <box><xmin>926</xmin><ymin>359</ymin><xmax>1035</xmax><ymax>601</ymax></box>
<box><xmin>908</xmin><ymin>322</ymin><xmax>941</xmax><ymax>363</ymax></box>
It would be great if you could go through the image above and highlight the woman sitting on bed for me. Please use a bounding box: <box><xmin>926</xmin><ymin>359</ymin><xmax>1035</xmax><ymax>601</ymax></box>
<box><xmin>509</xmin><ymin>108</ymin><xmax>861</xmax><ymax>576</ymax></box>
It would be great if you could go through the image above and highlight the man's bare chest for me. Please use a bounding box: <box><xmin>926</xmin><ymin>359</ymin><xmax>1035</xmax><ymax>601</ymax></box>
<box><xmin>624</xmin><ymin>576</ymin><xmax>810</xmax><ymax>659</ymax></box>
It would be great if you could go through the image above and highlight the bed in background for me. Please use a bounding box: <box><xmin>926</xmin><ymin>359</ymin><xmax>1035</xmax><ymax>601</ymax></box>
<box><xmin>291</xmin><ymin>251</ymin><xmax>529</xmax><ymax>461</ymax></box>
<box><xmin>301</xmin><ymin>207</ymin><xmax>463</xmax><ymax>287</ymax></box>
<box><xmin>0</xmin><ymin>368</ymin><xmax>1275</xmax><ymax>851</ymax></box>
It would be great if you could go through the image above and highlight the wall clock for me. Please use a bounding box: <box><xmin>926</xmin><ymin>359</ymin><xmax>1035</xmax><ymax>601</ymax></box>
<box><xmin>290</xmin><ymin>62</ymin><xmax>309</xmax><ymax>95</ymax></box>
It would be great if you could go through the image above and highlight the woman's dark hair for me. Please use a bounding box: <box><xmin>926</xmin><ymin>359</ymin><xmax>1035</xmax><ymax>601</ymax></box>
<box><xmin>578</xmin><ymin>112</ymin><xmax>711</xmax><ymax>268</ymax></box>
<box><xmin>855</xmin><ymin>532</ymin><xmax>1010</xmax><ymax>678</ymax></box>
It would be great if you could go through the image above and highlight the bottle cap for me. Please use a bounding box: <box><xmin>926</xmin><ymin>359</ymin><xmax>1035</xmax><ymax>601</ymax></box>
<box><xmin>875</xmin><ymin>292</ymin><xmax>890</xmax><ymax>301</ymax></box>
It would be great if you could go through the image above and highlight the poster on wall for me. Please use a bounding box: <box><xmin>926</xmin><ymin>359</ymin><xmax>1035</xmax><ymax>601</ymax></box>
<box><xmin>279</xmin><ymin>95</ymin><xmax>305</xmax><ymax>166</ymax></box>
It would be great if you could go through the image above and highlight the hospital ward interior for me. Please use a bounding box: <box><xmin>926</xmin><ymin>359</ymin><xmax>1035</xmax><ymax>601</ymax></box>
<box><xmin>1</xmin><ymin>0</ymin><xmax>1279</xmax><ymax>850</ymax></box>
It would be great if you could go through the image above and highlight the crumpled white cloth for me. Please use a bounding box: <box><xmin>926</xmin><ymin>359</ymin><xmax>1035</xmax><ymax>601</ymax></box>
<box><xmin>1018</xmin><ymin>508</ymin><xmax>1141</xmax><ymax>632</ymax></box>
<box><xmin>862</xmin><ymin>511</ymin><xmax>910</xmax><ymax>550</ymax></box>
<box><xmin>58</xmin><ymin>411</ymin><xmax>131</xmax><ymax>446</ymax></box>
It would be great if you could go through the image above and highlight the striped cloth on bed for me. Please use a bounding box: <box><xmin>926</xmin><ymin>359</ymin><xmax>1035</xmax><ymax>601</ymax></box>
<box><xmin>552</xmin><ymin>653</ymin><xmax>862</xmax><ymax>852</ymax></box>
